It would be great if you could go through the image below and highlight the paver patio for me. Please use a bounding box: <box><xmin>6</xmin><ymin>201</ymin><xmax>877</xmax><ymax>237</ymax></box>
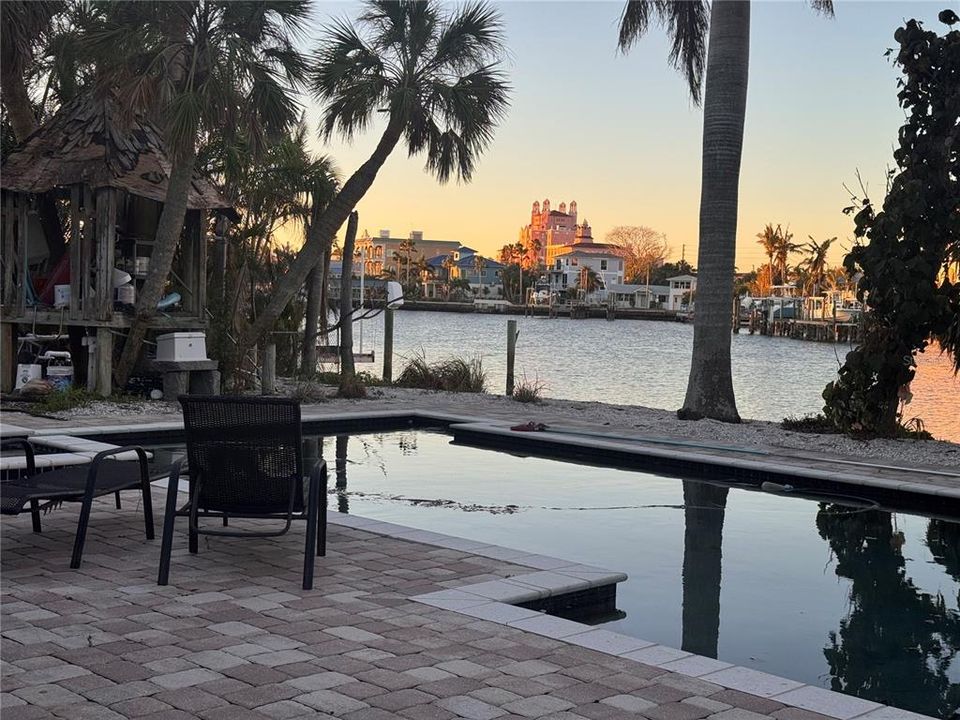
<box><xmin>0</xmin><ymin>488</ymin><xmax>928</xmax><ymax>720</ymax></box>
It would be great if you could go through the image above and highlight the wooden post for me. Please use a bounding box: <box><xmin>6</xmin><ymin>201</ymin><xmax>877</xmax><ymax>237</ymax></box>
<box><xmin>95</xmin><ymin>327</ymin><xmax>113</xmax><ymax>397</ymax></box>
<box><xmin>3</xmin><ymin>194</ymin><xmax>17</xmax><ymax>308</ymax></box>
<box><xmin>1</xmin><ymin>322</ymin><xmax>14</xmax><ymax>393</ymax></box>
<box><xmin>506</xmin><ymin>319</ymin><xmax>517</xmax><ymax>396</ymax></box>
<box><xmin>382</xmin><ymin>308</ymin><xmax>394</xmax><ymax>383</ymax></box>
<box><xmin>69</xmin><ymin>186</ymin><xmax>81</xmax><ymax>319</ymax></box>
<box><xmin>81</xmin><ymin>187</ymin><xmax>94</xmax><ymax>319</ymax></box>
<box><xmin>94</xmin><ymin>188</ymin><xmax>117</xmax><ymax>321</ymax></box>
<box><xmin>262</xmin><ymin>342</ymin><xmax>277</xmax><ymax>395</ymax></box>
<box><xmin>16</xmin><ymin>196</ymin><xmax>28</xmax><ymax>316</ymax></box>
<box><xmin>196</xmin><ymin>209</ymin><xmax>207</xmax><ymax>317</ymax></box>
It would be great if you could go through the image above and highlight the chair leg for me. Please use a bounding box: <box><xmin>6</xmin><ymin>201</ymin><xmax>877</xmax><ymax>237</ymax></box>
<box><xmin>70</xmin><ymin>495</ymin><xmax>95</xmax><ymax>569</ymax></box>
<box><xmin>140</xmin><ymin>472</ymin><xmax>155</xmax><ymax>541</ymax></box>
<box><xmin>29</xmin><ymin>500</ymin><xmax>42</xmax><ymax>533</ymax></box>
<box><xmin>222</xmin><ymin>515</ymin><xmax>229</xmax><ymax>527</ymax></box>
<box><xmin>115</xmin><ymin>491</ymin><xmax>122</xmax><ymax>509</ymax></box>
<box><xmin>317</xmin><ymin>496</ymin><xmax>327</xmax><ymax>557</ymax></box>
<box><xmin>189</xmin><ymin>525</ymin><xmax>198</xmax><ymax>554</ymax></box>
<box><xmin>303</xmin><ymin>475</ymin><xmax>320</xmax><ymax>591</ymax></box>
<box><xmin>157</xmin><ymin>464</ymin><xmax>183</xmax><ymax>585</ymax></box>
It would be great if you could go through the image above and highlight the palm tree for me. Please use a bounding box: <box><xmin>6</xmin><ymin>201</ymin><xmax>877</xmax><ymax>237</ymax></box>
<box><xmin>95</xmin><ymin>1</ymin><xmax>311</xmax><ymax>388</ymax></box>
<box><xmin>1</xmin><ymin>0</ymin><xmax>63</xmax><ymax>140</ymax></box>
<box><xmin>773</xmin><ymin>225</ymin><xmax>799</xmax><ymax>287</ymax></box>
<box><xmin>400</xmin><ymin>236</ymin><xmax>417</xmax><ymax>286</ymax></box>
<box><xmin>577</xmin><ymin>267</ymin><xmax>602</xmax><ymax>296</ymax></box>
<box><xmin>803</xmin><ymin>235</ymin><xmax>836</xmax><ymax>296</ymax></box>
<box><xmin>755</xmin><ymin>223</ymin><xmax>779</xmax><ymax>289</ymax></box>
<box><xmin>243</xmin><ymin>0</ymin><xmax>510</xmax><ymax>347</ymax></box>
<box><xmin>473</xmin><ymin>254</ymin><xmax>486</xmax><ymax>293</ymax></box>
<box><xmin>618</xmin><ymin>0</ymin><xmax>833</xmax><ymax>422</ymax></box>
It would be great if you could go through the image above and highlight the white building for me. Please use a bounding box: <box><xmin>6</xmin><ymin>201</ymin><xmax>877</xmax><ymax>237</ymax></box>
<box><xmin>547</xmin><ymin>241</ymin><xmax>624</xmax><ymax>303</ymax></box>
<box><xmin>608</xmin><ymin>284</ymin><xmax>671</xmax><ymax>310</ymax></box>
<box><xmin>667</xmin><ymin>274</ymin><xmax>697</xmax><ymax>310</ymax></box>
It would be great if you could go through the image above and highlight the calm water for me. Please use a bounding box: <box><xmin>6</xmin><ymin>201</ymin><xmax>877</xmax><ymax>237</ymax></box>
<box><xmin>339</xmin><ymin>310</ymin><xmax>960</xmax><ymax>442</ymax></box>
<box><xmin>312</xmin><ymin>430</ymin><xmax>960</xmax><ymax>719</ymax></box>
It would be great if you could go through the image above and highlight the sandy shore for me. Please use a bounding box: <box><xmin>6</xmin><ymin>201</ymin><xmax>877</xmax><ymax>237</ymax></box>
<box><xmin>20</xmin><ymin>383</ymin><xmax>959</xmax><ymax>473</ymax></box>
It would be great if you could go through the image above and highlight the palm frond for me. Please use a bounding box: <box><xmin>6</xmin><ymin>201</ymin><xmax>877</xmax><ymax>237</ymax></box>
<box><xmin>619</xmin><ymin>0</ymin><xmax>709</xmax><ymax>105</ymax></box>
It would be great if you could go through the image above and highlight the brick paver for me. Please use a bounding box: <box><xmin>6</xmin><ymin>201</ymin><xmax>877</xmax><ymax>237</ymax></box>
<box><xmin>0</xmin><ymin>490</ymin><xmax>902</xmax><ymax>720</ymax></box>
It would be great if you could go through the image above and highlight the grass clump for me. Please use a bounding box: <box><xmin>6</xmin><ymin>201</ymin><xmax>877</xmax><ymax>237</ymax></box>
<box><xmin>781</xmin><ymin>413</ymin><xmax>839</xmax><ymax>434</ymax></box>
<box><xmin>396</xmin><ymin>352</ymin><xmax>487</xmax><ymax>393</ymax></box>
<box><xmin>37</xmin><ymin>387</ymin><xmax>98</xmax><ymax>413</ymax></box>
<box><xmin>511</xmin><ymin>375</ymin><xmax>545</xmax><ymax>404</ymax></box>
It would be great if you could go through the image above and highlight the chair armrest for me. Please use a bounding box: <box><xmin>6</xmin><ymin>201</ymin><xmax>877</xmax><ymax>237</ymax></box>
<box><xmin>308</xmin><ymin>459</ymin><xmax>328</xmax><ymax>486</ymax></box>
<box><xmin>85</xmin><ymin>446</ymin><xmax>150</xmax><ymax>497</ymax></box>
<box><xmin>1</xmin><ymin>438</ymin><xmax>36</xmax><ymax>476</ymax></box>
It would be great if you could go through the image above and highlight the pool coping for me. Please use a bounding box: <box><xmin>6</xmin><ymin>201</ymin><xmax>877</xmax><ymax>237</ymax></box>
<box><xmin>327</xmin><ymin>513</ymin><xmax>934</xmax><ymax>720</ymax></box>
<box><xmin>18</xmin><ymin>407</ymin><xmax>960</xmax><ymax>507</ymax></box>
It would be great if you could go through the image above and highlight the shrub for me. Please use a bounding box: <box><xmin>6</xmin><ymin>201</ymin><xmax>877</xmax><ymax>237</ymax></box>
<box><xmin>396</xmin><ymin>351</ymin><xmax>486</xmax><ymax>393</ymax></box>
<box><xmin>781</xmin><ymin>414</ymin><xmax>839</xmax><ymax>434</ymax></box>
<box><xmin>38</xmin><ymin>387</ymin><xmax>97</xmax><ymax>413</ymax></box>
<box><xmin>512</xmin><ymin>375</ymin><xmax>545</xmax><ymax>404</ymax></box>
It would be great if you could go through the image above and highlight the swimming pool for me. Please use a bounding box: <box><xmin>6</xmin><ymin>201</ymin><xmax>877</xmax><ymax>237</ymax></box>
<box><xmin>144</xmin><ymin>429</ymin><xmax>960</xmax><ymax>718</ymax></box>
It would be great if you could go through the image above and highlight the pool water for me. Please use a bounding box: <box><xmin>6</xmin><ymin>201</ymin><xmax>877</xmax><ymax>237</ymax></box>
<box><xmin>148</xmin><ymin>430</ymin><xmax>960</xmax><ymax>718</ymax></box>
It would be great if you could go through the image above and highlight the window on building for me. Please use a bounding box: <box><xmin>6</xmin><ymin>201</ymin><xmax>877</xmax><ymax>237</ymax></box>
<box><xmin>600</xmin><ymin>260</ymin><xmax>608</xmax><ymax>270</ymax></box>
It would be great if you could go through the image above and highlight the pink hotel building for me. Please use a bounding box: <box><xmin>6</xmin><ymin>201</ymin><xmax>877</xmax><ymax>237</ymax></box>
<box><xmin>519</xmin><ymin>198</ymin><xmax>585</xmax><ymax>266</ymax></box>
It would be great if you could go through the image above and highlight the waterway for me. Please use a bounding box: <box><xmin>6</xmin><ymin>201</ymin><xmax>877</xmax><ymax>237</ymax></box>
<box><xmin>339</xmin><ymin>310</ymin><xmax>959</xmax><ymax>442</ymax></box>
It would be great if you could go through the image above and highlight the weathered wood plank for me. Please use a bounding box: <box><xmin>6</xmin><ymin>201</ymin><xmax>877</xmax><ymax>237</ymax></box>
<box><xmin>69</xmin><ymin>185</ymin><xmax>81</xmax><ymax>319</ymax></box>
<box><xmin>16</xmin><ymin>196</ymin><xmax>28</xmax><ymax>315</ymax></box>
<box><xmin>94</xmin><ymin>187</ymin><xmax>117</xmax><ymax>321</ymax></box>
<box><xmin>196</xmin><ymin>209</ymin><xmax>207</xmax><ymax>318</ymax></box>
<box><xmin>95</xmin><ymin>326</ymin><xmax>113</xmax><ymax>397</ymax></box>
<box><xmin>81</xmin><ymin>186</ymin><xmax>94</xmax><ymax>320</ymax></box>
<box><xmin>2</xmin><ymin>194</ymin><xmax>16</xmax><ymax>308</ymax></box>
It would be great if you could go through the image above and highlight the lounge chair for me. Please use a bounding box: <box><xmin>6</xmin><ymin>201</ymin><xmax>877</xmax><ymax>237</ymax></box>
<box><xmin>157</xmin><ymin>395</ymin><xmax>328</xmax><ymax>590</ymax></box>
<box><xmin>0</xmin><ymin>440</ymin><xmax>154</xmax><ymax>568</ymax></box>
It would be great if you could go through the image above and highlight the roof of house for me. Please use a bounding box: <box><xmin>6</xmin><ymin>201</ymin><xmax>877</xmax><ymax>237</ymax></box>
<box><xmin>608</xmin><ymin>284</ymin><xmax>671</xmax><ymax>295</ymax></box>
<box><xmin>0</xmin><ymin>92</ymin><xmax>231</xmax><ymax>211</ymax></box>
<box><xmin>555</xmin><ymin>242</ymin><xmax>621</xmax><ymax>257</ymax></box>
<box><xmin>667</xmin><ymin>274</ymin><xmax>697</xmax><ymax>282</ymax></box>
<box><xmin>425</xmin><ymin>253</ymin><xmax>504</xmax><ymax>269</ymax></box>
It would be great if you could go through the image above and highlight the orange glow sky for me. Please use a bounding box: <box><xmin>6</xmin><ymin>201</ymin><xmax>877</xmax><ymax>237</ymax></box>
<box><xmin>285</xmin><ymin>1</ymin><xmax>946</xmax><ymax>271</ymax></box>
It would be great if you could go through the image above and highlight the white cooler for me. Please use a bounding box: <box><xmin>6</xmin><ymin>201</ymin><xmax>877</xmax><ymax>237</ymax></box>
<box><xmin>156</xmin><ymin>332</ymin><xmax>208</xmax><ymax>362</ymax></box>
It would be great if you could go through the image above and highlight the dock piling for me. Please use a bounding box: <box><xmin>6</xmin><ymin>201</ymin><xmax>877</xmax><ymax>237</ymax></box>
<box><xmin>506</xmin><ymin>319</ymin><xmax>517</xmax><ymax>396</ymax></box>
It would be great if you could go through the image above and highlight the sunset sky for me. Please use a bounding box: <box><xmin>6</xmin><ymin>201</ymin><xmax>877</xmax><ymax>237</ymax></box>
<box><xmin>296</xmin><ymin>1</ymin><xmax>947</xmax><ymax>271</ymax></box>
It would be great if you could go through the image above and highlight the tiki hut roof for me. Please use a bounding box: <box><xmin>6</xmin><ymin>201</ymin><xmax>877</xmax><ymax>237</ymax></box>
<box><xmin>1</xmin><ymin>93</ymin><xmax>231</xmax><ymax>210</ymax></box>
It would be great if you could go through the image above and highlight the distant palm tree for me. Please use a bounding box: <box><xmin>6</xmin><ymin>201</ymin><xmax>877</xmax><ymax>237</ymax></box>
<box><xmin>245</xmin><ymin>0</ymin><xmax>510</xmax><ymax>346</ymax></box>
<box><xmin>96</xmin><ymin>0</ymin><xmax>311</xmax><ymax>387</ymax></box>
<box><xmin>577</xmin><ymin>267</ymin><xmax>602</xmax><ymax>295</ymax></box>
<box><xmin>803</xmin><ymin>236</ymin><xmax>836</xmax><ymax>296</ymax></box>
<box><xmin>618</xmin><ymin>0</ymin><xmax>833</xmax><ymax>422</ymax></box>
<box><xmin>772</xmin><ymin>226</ymin><xmax>799</xmax><ymax>287</ymax></box>
<box><xmin>756</xmin><ymin>224</ymin><xmax>780</xmax><ymax>289</ymax></box>
<box><xmin>473</xmin><ymin>255</ymin><xmax>487</xmax><ymax>293</ymax></box>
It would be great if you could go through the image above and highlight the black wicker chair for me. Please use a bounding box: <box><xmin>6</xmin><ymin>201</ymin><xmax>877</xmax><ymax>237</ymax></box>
<box><xmin>157</xmin><ymin>395</ymin><xmax>328</xmax><ymax>590</ymax></box>
<box><xmin>0</xmin><ymin>439</ymin><xmax>154</xmax><ymax>568</ymax></box>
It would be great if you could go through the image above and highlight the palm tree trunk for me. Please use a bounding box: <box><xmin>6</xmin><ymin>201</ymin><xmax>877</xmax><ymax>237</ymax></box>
<box><xmin>242</xmin><ymin>115</ymin><xmax>405</xmax><ymax>347</ymax></box>
<box><xmin>1</xmin><ymin>67</ymin><xmax>38</xmax><ymax>142</ymax></box>
<box><xmin>338</xmin><ymin>211</ymin><xmax>359</xmax><ymax>390</ymax></box>
<box><xmin>301</xmin><ymin>261</ymin><xmax>322</xmax><ymax>376</ymax></box>
<box><xmin>113</xmin><ymin>143</ymin><xmax>198</xmax><ymax>388</ymax></box>
<box><xmin>678</xmin><ymin>0</ymin><xmax>749</xmax><ymax>423</ymax></box>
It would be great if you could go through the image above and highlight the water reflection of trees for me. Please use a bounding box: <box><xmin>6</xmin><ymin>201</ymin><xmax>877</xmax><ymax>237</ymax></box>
<box><xmin>681</xmin><ymin>481</ymin><xmax>728</xmax><ymax>658</ymax></box>
<box><xmin>816</xmin><ymin>507</ymin><xmax>960</xmax><ymax>719</ymax></box>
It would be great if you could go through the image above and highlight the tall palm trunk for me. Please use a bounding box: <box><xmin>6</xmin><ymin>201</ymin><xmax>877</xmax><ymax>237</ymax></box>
<box><xmin>679</xmin><ymin>0</ymin><xmax>749</xmax><ymax>423</ymax></box>
<box><xmin>113</xmin><ymin>143</ymin><xmax>198</xmax><ymax>388</ymax></box>
<box><xmin>337</xmin><ymin>211</ymin><xmax>359</xmax><ymax>391</ymax></box>
<box><xmin>242</xmin><ymin>116</ymin><xmax>405</xmax><ymax>347</ymax></box>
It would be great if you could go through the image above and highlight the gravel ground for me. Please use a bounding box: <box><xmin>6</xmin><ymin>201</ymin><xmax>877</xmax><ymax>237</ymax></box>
<box><xmin>18</xmin><ymin>382</ymin><xmax>956</xmax><ymax>472</ymax></box>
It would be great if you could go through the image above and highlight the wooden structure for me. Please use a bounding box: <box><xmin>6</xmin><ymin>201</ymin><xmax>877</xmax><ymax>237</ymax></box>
<box><xmin>0</xmin><ymin>93</ymin><xmax>234</xmax><ymax>395</ymax></box>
